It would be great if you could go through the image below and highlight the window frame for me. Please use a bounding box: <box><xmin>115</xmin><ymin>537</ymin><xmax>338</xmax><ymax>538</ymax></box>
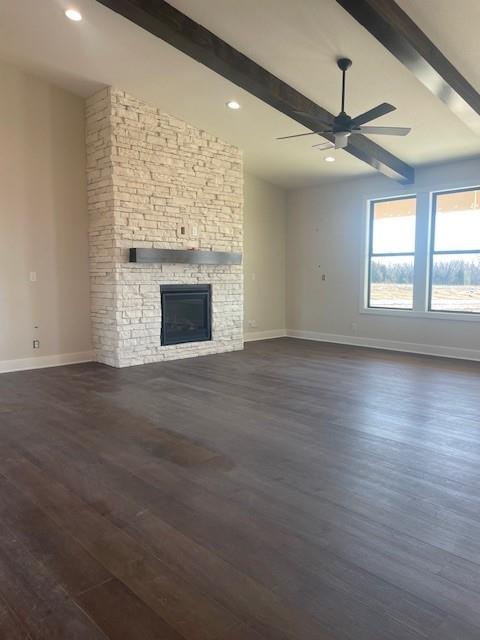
<box><xmin>428</xmin><ymin>186</ymin><xmax>480</xmax><ymax>316</ymax></box>
<box><xmin>367</xmin><ymin>195</ymin><xmax>416</xmax><ymax>311</ymax></box>
<box><xmin>361</xmin><ymin>183</ymin><xmax>480</xmax><ymax>323</ymax></box>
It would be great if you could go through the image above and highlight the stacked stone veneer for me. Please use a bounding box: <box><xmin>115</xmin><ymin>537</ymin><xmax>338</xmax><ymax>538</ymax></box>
<box><xmin>86</xmin><ymin>88</ymin><xmax>243</xmax><ymax>367</ymax></box>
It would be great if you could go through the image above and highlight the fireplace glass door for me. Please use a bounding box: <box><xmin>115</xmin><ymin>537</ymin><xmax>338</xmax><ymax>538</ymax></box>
<box><xmin>160</xmin><ymin>284</ymin><xmax>212</xmax><ymax>345</ymax></box>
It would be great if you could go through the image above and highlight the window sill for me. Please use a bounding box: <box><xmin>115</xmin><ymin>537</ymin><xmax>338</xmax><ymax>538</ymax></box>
<box><xmin>360</xmin><ymin>308</ymin><xmax>480</xmax><ymax>323</ymax></box>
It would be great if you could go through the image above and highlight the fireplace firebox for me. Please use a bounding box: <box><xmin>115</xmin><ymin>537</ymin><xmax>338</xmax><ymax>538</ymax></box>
<box><xmin>160</xmin><ymin>284</ymin><xmax>212</xmax><ymax>346</ymax></box>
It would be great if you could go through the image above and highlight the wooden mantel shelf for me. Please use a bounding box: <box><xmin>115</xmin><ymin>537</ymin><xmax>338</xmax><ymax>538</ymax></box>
<box><xmin>129</xmin><ymin>248</ymin><xmax>242</xmax><ymax>265</ymax></box>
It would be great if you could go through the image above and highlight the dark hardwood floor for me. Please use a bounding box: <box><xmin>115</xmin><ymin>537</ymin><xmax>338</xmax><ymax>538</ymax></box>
<box><xmin>1</xmin><ymin>337</ymin><xmax>480</xmax><ymax>639</ymax></box>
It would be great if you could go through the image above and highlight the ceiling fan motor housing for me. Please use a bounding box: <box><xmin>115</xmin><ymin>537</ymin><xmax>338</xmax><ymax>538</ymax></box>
<box><xmin>334</xmin><ymin>111</ymin><xmax>354</xmax><ymax>131</ymax></box>
<box><xmin>333</xmin><ymin>110</ymin><xmax>355</xmax><ymax>148</ymax></box>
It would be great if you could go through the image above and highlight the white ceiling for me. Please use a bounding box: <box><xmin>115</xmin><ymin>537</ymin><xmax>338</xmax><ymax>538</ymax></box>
<box><xmin>1</xmin><ymin>0</ymin><xmax>479</xmax><ymax>188</ymax></box>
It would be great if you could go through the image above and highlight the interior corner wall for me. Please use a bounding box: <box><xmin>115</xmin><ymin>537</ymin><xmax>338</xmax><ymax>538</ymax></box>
<box><xmin>243</xmin><ymin>172</ymin><xmax>287</xmax><ymax>339</ymax></box>
<box><xmin>0</xmin><ymin>60</ymin><xmax>91</xmax><ymax>372</ymax></box>
<box><xmin>286</xmin><ymin>156</ymin><xmax>480</xmax><ymax>358</ymax></box>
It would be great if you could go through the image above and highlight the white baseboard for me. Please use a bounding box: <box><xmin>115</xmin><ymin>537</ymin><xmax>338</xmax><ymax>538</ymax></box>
<box><xmin>286</xmin><ymin>330</ymin><xmax>480</xmax><ymax>362</ymax></box>
<box><xmin>0</xmin><ymin>350</ymin><xmax>95</xmax><ymax>374</ymax></box>
<box><xmin>244</xmin><ymin>329</ymin><xmax>287</xmax><ymax>342</ymax></box>
<box><xmin>2</xmin><ymin>332</ymin><xmax>478</xmax><ymax>372</ymax></box>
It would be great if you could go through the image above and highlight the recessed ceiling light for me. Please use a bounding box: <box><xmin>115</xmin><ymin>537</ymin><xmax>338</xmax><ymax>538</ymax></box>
<box><xmin>226</xmin><ymin>100</ymin><xmax>241</xmax><ymax>110</ymax></box>
<box><xmin>324</xmin><ymin>156</ymin><xmax>336</xmax><ymax>162</ymax></box>
<box><xmin>65</xmin><ymin>8</ymin><xmax>82</xmax><ymax>21</ymax></box>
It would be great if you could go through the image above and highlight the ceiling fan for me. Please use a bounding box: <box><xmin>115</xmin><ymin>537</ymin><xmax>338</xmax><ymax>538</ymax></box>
<box><xmin>277</xmin><ymin>58</ymin><xmax>411</xmax><ymax>150</ymax></box>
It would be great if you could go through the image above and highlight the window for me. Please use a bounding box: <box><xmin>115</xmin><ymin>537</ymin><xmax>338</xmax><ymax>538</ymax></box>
<box><xmin>429</xmin><ymin>188</ymin><xmax>480</xmax><ymax>314</ymax></box>
<box><xmin>367</xmin><ymin>197</ymin><xmax>416</xmax><ymax>310</ymax></box>
<box><xmin>365</xmin><ymin>188</ymin><xmax>480</xmax><ymax>318</ymax></box>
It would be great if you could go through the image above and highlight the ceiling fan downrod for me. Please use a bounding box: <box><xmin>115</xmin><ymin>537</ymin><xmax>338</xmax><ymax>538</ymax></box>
<box><xmin>337</xmin><ymin>57</ymin><xmax>352</xmax><ymax>114</ymax></box>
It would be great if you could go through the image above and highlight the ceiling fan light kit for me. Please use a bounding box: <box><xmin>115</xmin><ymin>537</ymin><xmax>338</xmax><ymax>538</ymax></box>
<box><xmin>333</xmin><ymin>131</ymin><xmax>350</xmax><ymax>148</ymax></box>
<box><xmin>277</xmin><ymin>57</ymin><xmax>411</xmax><ymax>152</ymax></box>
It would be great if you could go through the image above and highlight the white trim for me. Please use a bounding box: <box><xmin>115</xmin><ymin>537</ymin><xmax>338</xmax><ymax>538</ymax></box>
<box><xmin>0</xmin><ymin>351</ymin><xmax>94</xmax><ymax>374</ymax></box>
<box><xmin>244</xmin><ymin>329</ymin><xmax>287</xmax><ymax>342</ymax></box>
<box><xmin>361</xmin><ymin>178</ymin><xmax>480</xmax><ymax>203</ymax></box>
<box><xmin>286</xmin><ymin>330</ymin><xmax>480</xmax><ymax>362</ymax></box>
<box><xmin>359</xmin><ymin>308</ymin><xmax>480</xmax><ymax>322</ymax></box>
<box><xmin>361</xmin><ymin>198</ymin><xmax>370</xmax><ymax>309</ymax></box>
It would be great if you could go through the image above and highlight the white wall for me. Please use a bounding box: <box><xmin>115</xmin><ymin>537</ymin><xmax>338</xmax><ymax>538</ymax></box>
<box><xmin>287</xmin><ymin>157</ymin><xmax>480</xmax><ymax>359</ymax></box>
<box><xmin>0</xmin><ymin>61</ymin><xmax>91</xmax><ymax>371</ymax></box>
<box><xmin>0</xmin><ymin>61</ymin><xmax>287</xmax><ymax>372</ymax></box>
<box><xmin>244</xmin><ymin>173</ymin><xmax>287</xmax><ymax>339</ymax></box>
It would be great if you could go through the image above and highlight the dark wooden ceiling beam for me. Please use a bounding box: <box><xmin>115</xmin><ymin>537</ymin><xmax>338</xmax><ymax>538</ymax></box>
<box><xmin>96</xmin><ymin>0</ymin><xmax>414</xmax><ymax>183</ymax></box>
<box><xmin>335</xmin><ymin>0</ymin><xmax>480</xmax><ymax>133</ymax></box>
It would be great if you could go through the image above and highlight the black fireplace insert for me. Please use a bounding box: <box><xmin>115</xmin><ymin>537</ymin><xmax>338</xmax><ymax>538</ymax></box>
<box><xmin>160</xmin><ymin>284</ymin><xmax>212</xmax><ymax>346</ymax></box>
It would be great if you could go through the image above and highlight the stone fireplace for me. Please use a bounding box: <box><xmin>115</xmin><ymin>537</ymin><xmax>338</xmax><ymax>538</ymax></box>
<box><xmin>86</xmin><ymin>88</ymin><xmax>243</xmax><ymax>367</ymax></box>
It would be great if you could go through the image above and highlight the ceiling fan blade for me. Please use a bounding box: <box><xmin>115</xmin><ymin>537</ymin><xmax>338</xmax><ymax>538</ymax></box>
<box><xmin>276</xmin><ymin>130</ymin><xmax>331</xmax><ymax>140</ymax></box>
<box><xmin>357</xmin><ymin>126</ymin><xmax>411</xmax><ymax>136</ymax></box>
<box><xmin>293</xmin><ymin>110</ymin><xmax>333</xmax><ymax>128</ymax></box>
<box><xmin>312</xmin><ymin>141</ymin><xmax>335</xmax><ymax>150</ymax></box>
<box><xmin>352</xmin><ymin>102</ymin><xmax>396</xmax><ymax>126</ymax></box>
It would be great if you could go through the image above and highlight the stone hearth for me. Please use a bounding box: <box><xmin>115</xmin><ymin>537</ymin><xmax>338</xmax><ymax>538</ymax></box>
<box><xmin>86</xmin><ymin>88</ymin><xmax>243</xmax><ymax>367</ymax></box>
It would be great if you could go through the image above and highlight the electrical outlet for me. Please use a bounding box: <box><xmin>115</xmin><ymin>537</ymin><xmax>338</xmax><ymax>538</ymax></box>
<box><xmin>248</xmin><ymin>320</ymin><xmax>257</xmax><ymax>328</ymax></box>
<box><xmin>321</xmin><ymin>274</ymin><xmax>326</xmax><ymax>281</ymax></box>
<box><xmin>29</xmin><ymin>271</ymin><xmax>37</xmax><ymax>282</ymax></box>
<box><xmin>33</xmin><ymin>339</ymin><xmax>40</xmax><ymax>349</ymax></box>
